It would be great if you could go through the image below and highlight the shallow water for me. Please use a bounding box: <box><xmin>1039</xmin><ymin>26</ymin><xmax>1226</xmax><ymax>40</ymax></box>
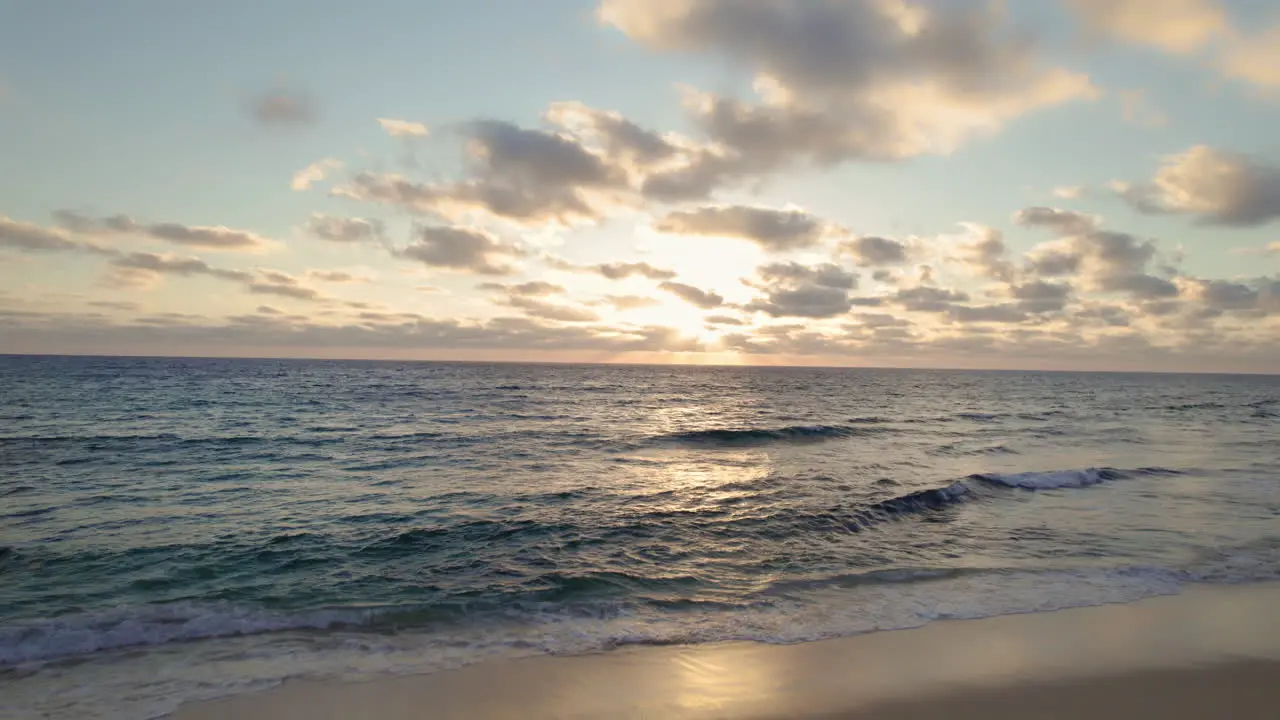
<box><xmin>1</xmin><ymin>356</ymin><xmax>1278</xmax><ymax>718</ymax></box>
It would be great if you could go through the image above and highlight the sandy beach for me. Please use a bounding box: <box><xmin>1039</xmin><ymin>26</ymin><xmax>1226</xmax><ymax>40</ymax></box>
<box><xmin>173</xmin><ymin>581</ymin><xmax>1280</xmax><ymax>719</ymax></box>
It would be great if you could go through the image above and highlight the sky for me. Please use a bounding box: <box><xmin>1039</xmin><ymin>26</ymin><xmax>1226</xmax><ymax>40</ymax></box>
<box><xmin>2</xmin><ymin>0</ymin><xmax>1279</xmax><ymax>373</ymax></box>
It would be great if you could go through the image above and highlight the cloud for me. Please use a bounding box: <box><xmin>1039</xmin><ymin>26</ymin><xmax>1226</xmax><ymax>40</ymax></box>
<box><xmin>1231</xmin><ymin>241</ymin><xmax>1280</xmax><ymax>255</ymax></box>
<box><xmin>592</xmin><ymin>261</ymin><xmax>677</xmax><ymax>280</ymax></box>
<box><xmin>601</xmin><ymin>294</ymin><xmax>661</xmax><ymax>310</ymax></box>
<box><xmin>1009</xmin><ymin>280</ymin><xmax>1073</xmax><ymax>313</ymax></box>
<box><xmin>1013</xmin><ymin>206</ymin><xmax>1101</xmax><ymax>235</ymax></box>
<box><xmin>654</xmin><ymin>205</ymin><xmax>824</xmax><ymax>250</ymax></box>
<box><xmin>248</xmin><ymin>86</ymin><xmax>317</xmax><ymax>125</ymax></box>
<box><xmin>291</xmin><ymin>158</ymin><xmax>343</xmax><ymax>191</ymax></box>
<box><xmin>1098</xmin><ymin>273</ymin><xmax>1179</xmax><ymax>299</ymax></box>
<box><xmin>398</xmin><ymin>225</ymin><xmax>522</xmax><ymax>275</ymax></box>
<box><xmin>91</xmin><ymin>251</ymin><xmax>333</xmax><ymax>303</ymax></box>
<box><xmin>1053</xmin><ymin>185</ymin><xmax>1084</xmax><ymax>199</ymax></box>
<box><xmin>1</xmin><ymin>216</ymin><xmax>82</xmax><ymax>252</ymax></box>
<box><xmin>377</xmin><ymin>118</ymin><xmax>429</xmax><ymax>137</ymax></box>
<box><xmin>658</xmin><ymin>281</ymin><xmax>724</xmax><ymax>308</ymax></box>
<box><xmin>704</xmin><ymin>314</ymin><xmax>746</xmax><ymax>326</ymax></box>
<box><xmin>744</xmin><ymin>261</ymin><xmax>861</xmax><ymax>318</ymax></box>
<box><xmin>946</xmin><ymin>304</ymin><xmax>1027</xmax><ymax>324</ymax></box>
<box><xmin>895</xmin><ymin>285</ymin><xmax>970</xmax><ymax>312</ymax></box>
<box><xmin>247</xmin><ymin>276</ymin><xmax>322</xmax><ymax>301</ymax></box>
<box><xmin>598</xmin><ymin>0</ymin><xmax>1098</xmax><ymax>193</ymax></box>
<box><xmin>954</xmin><ymin>224</ymin><xmax>1013</xmax><ymax>281</ymax></box>
<box><xmin>304</xmin><ymin>214</ymin><xmax>384</xmax><ymax>243</ymax></box>
<box><xmin>1029</xmin><ymin>230</ymin><xmax>1157</xmax><ymax>277</ymax></box>
<box><xmin>545</xmin><ymin>101</ymin><xmax>680</xmax><ymax>168</ymax></box>
<box><xmin>110</xmin><ymin>252</ymin><xmax>253</xmax><ymax>283</ymax></box>
<box><xmin>506</xmin><ymin>297</ymin><xmax>601</xmax><ymax>322</ymax></box>
<box><xmin>336</xmin><ymin>118</ymin><xmax>630</xmax><ymax>225</ymax></box>
<box><xmin>1111</xmin><ymin>146</ymin><xmax>1280</xmax><ymax>226</ymax></box>
<box><xmin>88</xmin><ymin>300</ymin><xmax>140</xmax><ymax>311</ymax></box>
<box><xmin>840</xmin><ymin>235</ymin><xmax>908</xmax><ymax>266</ymax></box>
<box><xmin>1218</xmin><ymin>25</ymin><xmax>1280</xmax><ymax>92</ymax></box>
<box><xmin>146</xmin><ymin>223</ymin><xmax>269</xmax><ymax>251</ymax></box>
<box><xmin>1066</xmin><ymin>0</ymin><xmax>1227</xmax><ymax>54</ymax></box>
<box><xmin>1066</xmin><ymin>1</ymin><xmax>1280</xmax><ymax>95</ymax></box>
<box><xmin>754</xmin><ymin>261</ymin><xmax>857</xmax><ymax>289</ymax></box>
<box><xmin>1178</xmin><ymin>276</ymin><xmax>1277</xmax><ymax>313</ymax></box>
<box><xmin>306</xmin><ymin>270</ymin><xmax>371</xmax><ymax>284</ymax></box>
<box><xmin>1</xmin><ymin>311</ymin><xmax>710</xmax><ymax>357</ymax></box>
<box><xmin>53</xmin><ymin>211</ymin><xmax>270</xmax><ymax>251</ymax></box>
<box><xmin>477</xmin><ymin>281</ymin><xmax>565</xmax><ymax>297</ymax></box>
<box><xmin>852</xmin><ymin>312</ymin><xmax>912</xmax><ymax>329</ymax></box>
<box><xmin>1017</xmin><ymin>207</ymin><xmax>1182</xmax><ymax>303</ymax></box>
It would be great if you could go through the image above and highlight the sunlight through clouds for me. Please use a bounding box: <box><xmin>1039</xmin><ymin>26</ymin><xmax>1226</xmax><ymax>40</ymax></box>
<box><xmin>1</xmin><ymin>0</ymin><xmax>1278</xmax><ymax>372</ymax></box>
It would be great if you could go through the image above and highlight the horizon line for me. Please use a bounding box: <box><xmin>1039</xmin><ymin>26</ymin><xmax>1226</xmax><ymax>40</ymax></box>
<box><xmin>1</xmin><ymin>352</ymin><xmax>1276</xmax><ymax>377</ymax></box>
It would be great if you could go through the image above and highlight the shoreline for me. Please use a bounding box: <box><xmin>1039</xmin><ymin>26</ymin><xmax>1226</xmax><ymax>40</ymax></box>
<box><xmin>173</xmin><ymin>581</ymin><xmax>1280</xmax><ymax>719</ymax></box>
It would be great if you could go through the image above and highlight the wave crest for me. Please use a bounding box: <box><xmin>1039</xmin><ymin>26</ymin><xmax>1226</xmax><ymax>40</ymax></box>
<box><xmin>654</xmin><ymin>423</ymin><xmax>888</xmax><ymax>447</ymax></box>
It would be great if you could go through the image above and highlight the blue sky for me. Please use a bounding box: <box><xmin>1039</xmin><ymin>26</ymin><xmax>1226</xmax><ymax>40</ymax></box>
<box><xmin>2</xmin><ymin>0</ymin><xmax>1278</xmax><ymax>371</ymax></box>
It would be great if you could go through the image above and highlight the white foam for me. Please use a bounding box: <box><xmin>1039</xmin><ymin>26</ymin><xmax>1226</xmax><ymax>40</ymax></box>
<box><xmin>979</xmin><ymin>468</ymin><xmax>1112</xmax><ymax>490</ymax></box>
<box><xmin>0</xmin><ymin>564</ymin><xmax>1197</xmax><ymax>720</ymax></box>
<box><xmin>0</xmin><ymin>603</ymin><xmax>380</xmax><ymax>666</ymax></box>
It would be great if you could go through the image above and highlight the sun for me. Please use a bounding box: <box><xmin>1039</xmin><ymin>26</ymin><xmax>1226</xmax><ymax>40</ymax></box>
<box><xmin>618</xmin><ymin>298</ymin><xmax>719</xmax><ymax>339</ymax></box>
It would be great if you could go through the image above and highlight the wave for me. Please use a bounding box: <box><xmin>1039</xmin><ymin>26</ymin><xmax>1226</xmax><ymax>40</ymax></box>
<box><xmin>1163</xmin><ymin>402</ymin><xmax>1223</xmax><ymax>411</ymax></box>
<box><xmin>972</xmin><ymin>467</ymin><xmax>1125</xmax><ymax>489</ymax></box>
<box><xmin>653</xmin><ymin>423</ymin><xmax>889</xmax><ymax>447</ymax></box>
<box><xmin>0</xmin><ymin>433</ymin><xmax>181</xmax><ymax>444</ymax></box>
<box><xmin>0</xmin><ymin>602</ymin><xmax>388</xmax><ymax>666</ymax></box>
<box><xmin>845</xmin><ymin>466</ymin><xmax>1181</xmax><ymax>528</ymax></box>
<box><xmin>0</xmin><ymin>559</ymin><xmax>1224</xmax><ymax>672</ymax></box>
<box><xmin>931</xmin><ymin>443</ymin><xmax>1019</xmax><ymax>457</ymax></box>
<box><xmin>862</xmin><ymin>481</ymin><xmax>972</xmax><ymax>517</ymax></box>
<box><xmin>955</xmin><ymin>412</ymin><xmax>1000</xmax><ymax>422</ymax></box>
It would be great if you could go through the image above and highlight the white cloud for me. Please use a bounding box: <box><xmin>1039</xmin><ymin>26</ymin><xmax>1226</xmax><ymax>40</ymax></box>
<box><xmin>304</xmin><ymin>214</ymin><xmax>384</xmax><ymax>243</ymax></box>
<box><xmin>599</xmin><ymin>0</ymin><xmax>1098</xmax><ymax>187</ymax></box>
<box><xmin>658</xmin><ymin>281</ymin><xmax>724</xmax><ymax>309</ymax></box>
<box><xmin>1067</xmin><ymin>0</ymin><xmax>1280</xmax><ymax>95</ymax></box>
<box><xmin>589</xmin><ymin>262</ymin><xmax>677</xmax><ymax>280</ymax></box>
<box><xmin>506</xmin><ymin>296</ymin><xmax>601</xmax><ymax>323</ymax></box>
<box><xmin>1</xmin><ymin>216</ymin><xmax>82</xmax><ymax>252</ymax></box>
<box><xmin>840</xmin><ymin>236</ymin><xmax>909</xmax><ymax>266</ymax></box>
<box><xmin>377</xmin><ymin>117</ymin><xmax>429</xmax><ymax>137</ymax></box>
<box><xmin>1112</xmin><ymin>145</ymin><xmax>1280</xmax><ymax>226</ymax></box>
<box><xmin>477</xmin><ymin>281</ymin><xmax>565</xmax><ymax>297</ymax></box>
<box><xmin>335</xmin><ymin>119</ymin><xmax>631</xmax><ymax>226</ymax></box>
<box><xmin>1217</xmin><ymin>24</ymin><xmax>1280</xmax><ymax>92</ymax></box>
<box><xmin>1013</xmin><ymin>206</ymin><xmax>1101</xmax><ymax>235</ymax></box>
<box><xmin>654</xmin><ymin>205</ymin><xmax>825</xmax><ymax>251</ymax></box>
<box><xmin>53</xmin><ymin>211</ymin><xmax>271</xmax><ymax>252</ymax></box>
<box><xmin>1053</xmin><ymin>185</ymin><xmax>1085</xmax><ymax>199</ymax></box>
<box><xmin>953</xmin><ymin>224</ymin><xmax>1014</xmax><ymax>281</ymax></box>
<box><xmin>601</xmin><ymin>294</ymin><xmax>661</xmax><ymax>310</ymax></box>
<box><xmin>306</xmin><ymin>270</ymin><xmax>372</xmax><ymax>284</ymax></box>
<box><xmin>1067</xmin><ymin>0</ymin><xmax>1228</xmax><ymax>54</ymax></box>
<box><xmin>397</xmin><ymin>225</ymin><xmax>523</xmax><ymax>275</ymax></box>
<box><xmin>291</xmin><ymin>158</ymin><xmax>343</xmax><ymax>191</ymax></box>
<box><xmin>744</xmin><ymin>261</ymin><xmax>863</xmax><ymax>318</ymax></box>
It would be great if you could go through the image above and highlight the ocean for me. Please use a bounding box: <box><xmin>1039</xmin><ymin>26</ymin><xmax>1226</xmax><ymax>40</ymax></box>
<box><xmin>1</xmin><ymin>355</ymin><xmax>1277</xmax><ymax>719</ymax></box>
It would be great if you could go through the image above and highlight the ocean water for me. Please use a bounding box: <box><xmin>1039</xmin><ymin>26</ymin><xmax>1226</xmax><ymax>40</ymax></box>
<box><xmin>1</xmin><ymin>355</ymin><xmax>1278</xmax><ymax>718</ymax></box>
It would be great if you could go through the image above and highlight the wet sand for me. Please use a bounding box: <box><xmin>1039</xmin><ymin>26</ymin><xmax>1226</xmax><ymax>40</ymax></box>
<box><xmin>173</xmin><ymin>582</ymin><xmax>1280</xmax><ymax>719</ymax></box>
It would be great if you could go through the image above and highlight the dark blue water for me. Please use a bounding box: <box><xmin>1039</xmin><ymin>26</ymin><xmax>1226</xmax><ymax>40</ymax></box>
<box><xmin>1</xmin><ymin>356</ymin><xmax>1278</xmax><ymax>718</ymax></box>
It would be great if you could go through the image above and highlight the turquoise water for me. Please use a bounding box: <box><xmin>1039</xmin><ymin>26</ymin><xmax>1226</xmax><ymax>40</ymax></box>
<box><xmin>1</xmin><ymin>356</ymin><xmax>1278</xmax><ymax>718</ymax></box>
